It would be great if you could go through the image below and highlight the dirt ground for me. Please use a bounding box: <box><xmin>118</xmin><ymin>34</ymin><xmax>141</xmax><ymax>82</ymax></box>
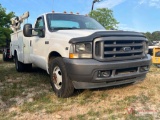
<box><xmin>0</xmin><ymin>54</ymin><xmax>160</xmax><ymax>120</ymax></box>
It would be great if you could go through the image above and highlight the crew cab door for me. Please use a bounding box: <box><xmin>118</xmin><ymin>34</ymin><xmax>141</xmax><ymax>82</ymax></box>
<box><xmin>30</xmin><ymin>16</ymin><xmax>47</xmax><ymax>70</ymax></box>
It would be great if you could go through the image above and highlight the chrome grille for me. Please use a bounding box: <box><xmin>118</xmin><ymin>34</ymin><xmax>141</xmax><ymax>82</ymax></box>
<box><xmin>94</xmin><ymin>36</ymin><xmax>146</xmax><ymax>61</ymax></box>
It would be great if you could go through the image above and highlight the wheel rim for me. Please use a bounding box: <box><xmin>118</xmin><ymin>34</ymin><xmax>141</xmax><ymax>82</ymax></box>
<box><xmin>52</xmin><ymin>66</ymin><xmax>62</xmax><ymax>90</ymax></box>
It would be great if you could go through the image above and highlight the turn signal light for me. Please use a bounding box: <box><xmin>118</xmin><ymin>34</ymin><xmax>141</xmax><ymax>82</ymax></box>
<box><xmin>69</xmin><ymin>53</ymin><xmax>78</xmax><ymax>58</ymax></box>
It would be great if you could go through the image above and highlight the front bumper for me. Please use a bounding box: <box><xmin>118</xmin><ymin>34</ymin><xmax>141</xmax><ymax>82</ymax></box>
<box><xmin>63</xmin><ymin>54</ymin><xmax>151</xmax><ymax>89</ymax></box>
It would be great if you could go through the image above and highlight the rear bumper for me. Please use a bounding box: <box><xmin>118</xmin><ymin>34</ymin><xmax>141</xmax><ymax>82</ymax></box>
<box><xmin>63</xmin><ymin>54</ymin><xmax>151</xmax><ymax>89</ymax></box>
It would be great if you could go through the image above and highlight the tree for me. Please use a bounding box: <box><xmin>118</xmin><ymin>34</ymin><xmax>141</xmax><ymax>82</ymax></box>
<box><xmin>144</xmin><ymin>31</ymin><xmax>160</xmax><ymax>42</ymax></box>
<box><xmin>0</xmin><ymin>4</ymin><xmax>15</xmax><ymax>47</ymax></box>
<box><xmin>144</xmin><ymin>32</ymin><xmax>153</xmax><ymax>41</ymax></box>
<box><xmin>152</xmin><ymin>31</ymin><xmax>160</xmax><ymax>41</ymax></box>
<box><xmin>89</xmin><ymin>8</ymin><xmax>119</xmax><ymax>30</ymax></box>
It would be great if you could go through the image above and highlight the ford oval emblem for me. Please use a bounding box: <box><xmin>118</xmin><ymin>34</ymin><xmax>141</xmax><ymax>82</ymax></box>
<box><xmin>123</xmin><ymin>47</ymin><xmax>131</xmax><ymax>52</ymax></box>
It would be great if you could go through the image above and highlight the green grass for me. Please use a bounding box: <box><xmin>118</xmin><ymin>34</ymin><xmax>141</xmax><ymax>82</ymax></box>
<box><xmin>116</xmin><ymin>95</ymin><xmax>138</xmax><ymax>106</ymax></box>
<box><xmin>20</xmin><ymin>92</ymin><xmax>63</xmax><ymax>113</ymax></box>
<box><xmin>0</xmin><ymin>54</ymin><xmax>160</xmax><ymax>119</ymax></box>
<box><xmin>125</xmin><ymin>114</ymin><xmax>154</xmax><ymax>120</ymax></box>
<box><xmin>0</xmin><ymin>111</ymin><xmax>18</xmax><ymax>120</ymax></box>
<box><xmin>87</xmin><ymin>109</ymin><xmax>100</xmax><ymax>117</ymax></box>
<box><xmin>1</xmin><ymin>85</ymin><xmax>23</xmax><ymax>101</ymax></box>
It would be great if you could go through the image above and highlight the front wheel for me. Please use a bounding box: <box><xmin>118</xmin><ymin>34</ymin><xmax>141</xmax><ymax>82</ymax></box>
<box><xmin>49</xmin><ymin>57</ymin><xmax>74</xmax><ymax>98</ymax></box>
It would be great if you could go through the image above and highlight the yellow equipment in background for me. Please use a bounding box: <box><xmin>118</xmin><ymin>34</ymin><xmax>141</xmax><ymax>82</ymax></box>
<box><xmin>152</xmin><ymin>47</ymin><xmax>160</xmax><ymax>67</ymax></box>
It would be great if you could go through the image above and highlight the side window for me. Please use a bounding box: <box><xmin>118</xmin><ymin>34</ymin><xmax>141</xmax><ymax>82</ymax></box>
<box><xmin>35</xmin><ymin>18</ymin><xmax>44</xmax><ymax>29</ymax></box>
<box><xmin>34</xmin><ymin>17</ymin><xmax>45</xmax><ymax>36</ymax></box>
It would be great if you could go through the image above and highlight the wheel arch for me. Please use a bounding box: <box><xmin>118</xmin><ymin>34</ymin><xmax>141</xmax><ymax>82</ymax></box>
<box><xmin>48</xmin><ymin>51</ymin><xmax>62</xmax><ymax>60</ymax></box>
<box><xmin>47</xmin><ymin>51</ymin><xmax>62</xmax><ymax>74</ymax></box>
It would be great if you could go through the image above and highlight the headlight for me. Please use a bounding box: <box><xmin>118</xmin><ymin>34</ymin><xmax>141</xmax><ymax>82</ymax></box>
<box><xmin>69</xmin><ymin>42</ymin><xmax>92</xmax><ymax>58</ymax></box>
<box><xmin>143</xmin><ymin>41</ymin><xmax>148</xmax><ymax>54</ymax></box>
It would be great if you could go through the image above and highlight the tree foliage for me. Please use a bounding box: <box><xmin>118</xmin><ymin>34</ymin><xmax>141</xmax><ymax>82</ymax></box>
<box><xmin>89</xmin><ymin>8</ymin><xmax>119</xmax><ymax>30</ymax></box>
<box><xmin>0</xmin><ymin>4</ymin><xmax>15</xmax><ymax>47</ymax></box>
<box><xmin>144</xmin><ymin>31</ymin><xmax>160</xmax><ymax>42</ymax></box>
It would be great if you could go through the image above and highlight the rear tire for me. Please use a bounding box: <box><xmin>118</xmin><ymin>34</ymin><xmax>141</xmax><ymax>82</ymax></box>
<box><xmin>3</xmin><ymin>52</ymin><xmax>8</xmax><ymax>61</ymax></box>
<box><xmin>25</xmin><ymin>64</ymin><xmax>32</xmax><ymax>71</ymax></box>
<box><xmin>15</xmin><ymin>54</ymin><xmax>25</xmax><ymax>72</ymax></box>
<box><xmin>49</xmin><ymin>57</ymin><xmax>74</xmax><ymax>98</ymax></box>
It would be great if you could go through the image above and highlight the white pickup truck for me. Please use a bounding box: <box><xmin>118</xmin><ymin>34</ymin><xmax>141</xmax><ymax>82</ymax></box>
<box><xmin>10</xmin><ymin>12</ymin><xmax>151</xmax><ymax>97</ymax></box>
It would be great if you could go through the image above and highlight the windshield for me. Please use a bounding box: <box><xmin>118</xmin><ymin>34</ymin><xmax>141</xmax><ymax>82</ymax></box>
<box><xmin>46</xmin><ymin>13</ymin><xmax>105</xmax><ymax>31</ymax></box>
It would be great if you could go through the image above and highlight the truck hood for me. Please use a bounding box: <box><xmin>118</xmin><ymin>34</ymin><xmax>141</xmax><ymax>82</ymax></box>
<box><xmin>48</xmin><ymin>30</ymin><xmax>145</xmax><ymax>43</ymax></box>
<box><xmin>47</xmin><ymin>29</ymin><xmax>106</xmax><ymax>43</ymax></box>
<box><xmin>55</xmin><ymin>29</ymin><xmax>105</xmax><ymax>38</ymax></box>
<box><xmin>69</xmin><ymin>30</ymin><xmax>146</xmax><ymax>43</ymax></box>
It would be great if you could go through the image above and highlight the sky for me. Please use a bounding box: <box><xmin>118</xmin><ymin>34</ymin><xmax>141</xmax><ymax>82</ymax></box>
<box><xmin>1</xmin><ymin>0</ymin><xmax>160</xmax><ymax>33</ymax></box>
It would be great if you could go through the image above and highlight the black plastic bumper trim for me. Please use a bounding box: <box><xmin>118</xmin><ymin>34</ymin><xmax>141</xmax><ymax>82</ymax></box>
<box><xmin>63</xmin><ymin>54</ymin><xmax>151</xmax><ymax>89</ymax></box>
<box><xmin>72</xmin><ymin>75</ymin><xmax>145</xmax><ymax>89</ymax></box>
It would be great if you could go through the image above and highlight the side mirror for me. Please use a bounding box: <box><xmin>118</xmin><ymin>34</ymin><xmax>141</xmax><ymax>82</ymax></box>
<box><xmin>23</xmin><ymin>24</ymin><xmax>32</xmax><ymax>37</ymax></box>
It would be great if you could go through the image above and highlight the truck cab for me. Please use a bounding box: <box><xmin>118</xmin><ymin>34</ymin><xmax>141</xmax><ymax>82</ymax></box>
<box><xmin>11</xmin><ymin>12</ymin><xmax>151</xmax><ymax>97</ymax></box>
<box><xmin>26</xmin><ymin>13</ymin><xmax>106</xmax><ymax>70</ymax></box>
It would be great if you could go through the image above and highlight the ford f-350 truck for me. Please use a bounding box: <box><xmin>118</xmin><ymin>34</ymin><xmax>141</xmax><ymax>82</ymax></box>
<box><xmin>10</xmin><ymin>12</ymin><xmax>151</xmax><ymax>97</ymax></box>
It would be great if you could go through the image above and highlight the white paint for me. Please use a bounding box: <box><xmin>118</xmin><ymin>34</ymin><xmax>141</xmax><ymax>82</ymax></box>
<box><xmin>10</xmin><ymin>13</ymin><xmax>106</xmax><ymax>73</ymax></box>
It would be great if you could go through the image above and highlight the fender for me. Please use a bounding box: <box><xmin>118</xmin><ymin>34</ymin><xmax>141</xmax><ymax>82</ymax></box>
<box><xmin>45</xmin><ymin>43</ymin><xmax>69</xmax><ymax>74</ymax></box>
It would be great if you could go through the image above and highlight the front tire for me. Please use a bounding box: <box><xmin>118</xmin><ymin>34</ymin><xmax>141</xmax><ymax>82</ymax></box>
<box><xmin>49</xmin><ymin>57</ymin><xmax>74</xmax><ymax>98</ymax></box>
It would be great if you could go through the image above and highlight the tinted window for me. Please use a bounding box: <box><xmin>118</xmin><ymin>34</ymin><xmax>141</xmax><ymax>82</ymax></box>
<box><xmin>34</xmin><ymin>17</ymin><xmax>45</xmax><ymax>36</ymax></box>
<box><xmin>51</xmin><ymin>20</ymin><xmax>80</xmax><ymax>28</ymax></box>
<box><xmin>47</xmin><ymin>13</ymin><xmax>105</xmax><ymax>31</ymax></box>
<box><xmin>35</xmin><ymin>18</ymin><xmax>44</xmax><ymax>28</ymax></box>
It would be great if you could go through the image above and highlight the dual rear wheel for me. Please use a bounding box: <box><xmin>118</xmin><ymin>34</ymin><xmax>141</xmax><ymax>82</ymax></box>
<box><xmin>3</xmin><ymin>52</ymin><xmax>8</xmax><ymax>61</ymax></box>
<box><xmin>14</xmin><ymin>54</ymin><xmax>32</xmax><ymax>72</ymax></box>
